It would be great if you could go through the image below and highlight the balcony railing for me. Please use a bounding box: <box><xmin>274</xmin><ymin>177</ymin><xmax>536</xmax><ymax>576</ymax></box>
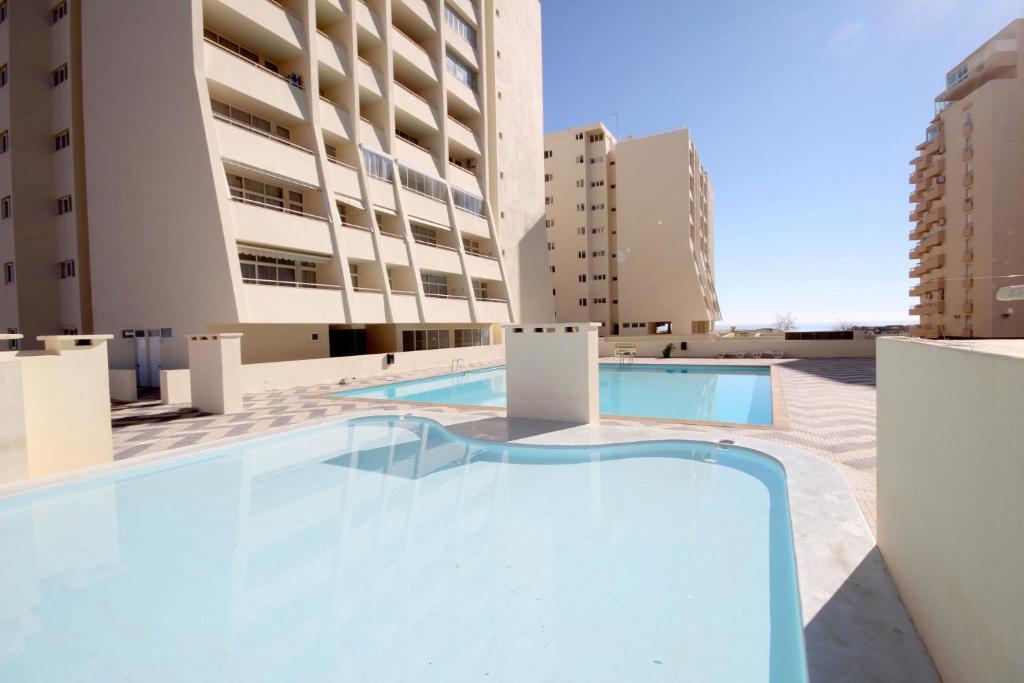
<box><xmin>203</xmin><ymin>37</ymin><xmax>303</xmax><ymax>89</ymax></box>
<box><xmin>230</xmin><ymin>195</ymin><xmax>327</xmax><ymax>221</ymax></box>
<box><xmin>475</xmin><ymin>297</ymin><xmax>508</xmax><ymax>303</ymax></box>
<box><xmin>424</xmin><ymin>292</ymin><xmax>468</xmax><ymax>299</ymax></box>
<box><xmin>243</xmin><ymin>277</ymin><xmax>340</xmax><ymax>290</ymax></box>
<box><xmin>213</xmin><ymin>113</ymin><xmax>314</xmax><ymax>154</ymax></box>
<box><xmin>414</xmin><ymin>236</ymin><xmax>458</xmax><ymax>251</ymax></box>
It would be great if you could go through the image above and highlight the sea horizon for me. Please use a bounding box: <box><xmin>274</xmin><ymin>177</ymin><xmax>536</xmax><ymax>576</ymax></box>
<box><xmin>716</xmin><ymin>320</ymin><xmax>912</xmax><ymax>332</ymax></box>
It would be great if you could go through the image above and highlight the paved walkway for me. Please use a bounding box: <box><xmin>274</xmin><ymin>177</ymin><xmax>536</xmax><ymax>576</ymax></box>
<box><xmin>111</xmin><ymin>357</ymin><xmax>879</xmax><ymax>532</ymax></box>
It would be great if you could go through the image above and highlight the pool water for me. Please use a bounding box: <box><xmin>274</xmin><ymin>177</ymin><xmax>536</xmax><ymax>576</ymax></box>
<box><xmin>0</xmin><ymin>417</ymin><xmax>806</xmax><ymax>682</ymax></box>
<box><xmin>336</xmin><ymin>364</ymin><xmax>773</xmax><ymax>425</ymax></box>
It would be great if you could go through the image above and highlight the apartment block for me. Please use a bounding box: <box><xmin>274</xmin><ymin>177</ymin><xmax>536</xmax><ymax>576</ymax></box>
<box><xmin>908</xmin><ymin>19</ymin><xmax>1024</xmax><ymax>339</ymax></box>
<box><xmin>543</xmin><ymin>124</ymin><xmax>719</xmax><ymax>336</ymax></box>
<box><xmin>0</xmin><ymin>0</ymin><xmax>549</xmax><ymax>385</ymax></box>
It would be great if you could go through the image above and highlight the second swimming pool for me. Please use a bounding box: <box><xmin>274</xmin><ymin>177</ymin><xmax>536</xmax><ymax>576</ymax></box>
<box><xmin>335</xmin><ymin>364</ymin><xmax>773</xmax><ymax>425</ymax></box>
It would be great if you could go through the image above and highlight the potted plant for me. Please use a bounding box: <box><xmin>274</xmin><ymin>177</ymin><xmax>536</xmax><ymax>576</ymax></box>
<box><xmin>662</xmin><ymin>343</ymin><xmax>675</xmax><ymax>359</ymax></box>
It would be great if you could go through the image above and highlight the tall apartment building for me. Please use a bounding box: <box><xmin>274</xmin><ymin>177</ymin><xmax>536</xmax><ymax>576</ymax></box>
<box><xmin>543</xmin><ymin>124</ymin><xmax>720</xmax><ymax>336</ymax></box>
<box><xmin>908</xmin><ymin>19</ymin><xmax>1024</xmax><ymax>339</ymax></box>
<box><xmin>0</xmin><ymin>0</ymin><xmax>550</xmax><ymax>385</ymax></box>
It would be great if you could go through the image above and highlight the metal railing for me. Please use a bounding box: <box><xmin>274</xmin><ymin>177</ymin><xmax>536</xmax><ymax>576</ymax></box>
<box><xmin>203</xmin><ymin>38</ymin><xmax>303</xmax><ymax>89</ymax></box>
<box><xmin>243</xmin><ymin>277</ymin><xmax>340</xmax><ymax>290</ymax></box>
<box><xmin>212</xmin><ymin>113</ymin><xmax>314</xmax><ymax>154</ymax></box>
<box><xmin>229</xmin><ymin>195</ymin><xmax>327</xmax><ymax>221</ymax></box>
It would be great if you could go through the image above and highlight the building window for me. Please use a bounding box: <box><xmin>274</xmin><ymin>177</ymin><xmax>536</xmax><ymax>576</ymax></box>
<box><xmin>453</xmin><ymin>328</ymin><xmax>490</xmax><ymax>347</ymax></box>
<box><xmin>3</xmin><ymin>261</ymin><xmax>12</xmax><ymax>284</ymax></box>
<box><xmin>578</xmin><ymin>274</ymin><xmax>586</xmax><ymax>283</ymax></box>
<box><xmin>51</xmin><ymin>1</ymin><xmax>67</xmax><ymax>23</ymax></box>
<box><xmin>421</xmin><ymin>273</ymin><xmax>449</xmax><ymax>297</ymax></box>
<box><xmin>544</xmin><ymin>150</ymin><xmax>553</xmax><ymax>159</ymax></box>
<box><xmin>0</xmin><ymin>2</ymin><xmax>7</xmax><ymax>23</ymax></box>
<box><xmin>1</xmin><ymin>196</ymin><xmax>10</xmax><ymax>219</ymax></box>
<box><xmin>51</xmin><ymin>63</ymin><xmax>68</xmax><ymax>88</ymax></box>
<box><xmin>54</xmin><ymin>129</ymin><xmax>70</xmax><ymax>151</ymax></box>
<box><xmin>452</xmin><ymin>187</ymin><xmax>484</xmax><ymax>216</ymax></box>
<box><xmin>444</xmin><ymin>4</ymin><xmax>477</xmax><ymax>45</ymax></box>
<box><xmin>577</xmin><ymin>251</ymin><xmax>586</xmax><ymax>259</ymax></box>
<box><xmin>363</xmin><ymin>148</ymin><xmax>393</xmax><ymax>182</ymax></box>
<box><xmin>403</xmin><ymin>328</ymin><xmax>453</xmax><ymax>351</ymax></box>
<box><xmin>575</xmin><ymin>155</ymin><xmax>584</xmax><ymax>164</ymax></box>
<box><xmin>0</xmin><ymin>130</ymin><xmax>7</xmax><ymax>154</ymax></box>
<box><xmin>577</xmin><ymin>227</ymin><xmax>585</xmax><ymax>235</ymax></box>
<box><xmin>946</xmin><ymin>62</ymin><xmax>968</xmax><ymax>88</ymax></box>
<box><xmin>544</xmin><ymin>173</ymin><xmax>553</xmax><ymax>182</ymax></box>
<box><xmin>473</xmin><ymin>280</ymin><xmax>488</xmax><ymax>299</ymax></box>
<box><xmin>445</xmin><ymin>52</ymin><xmax>476</xmax><ymax>90</ymax></box>
<box><xmin>59</xmin><ymin>259</ymin><xmax>76</xmax><ymax>279</ymax></box>
<box><xmin>56</xmin><ymin>195</ymin><xmax>72</xmax><ymax>215</ymax></box>
<box><xmin>545</xmin><ymin>196</ymin><xmax>553</xmax><ymax>205</ymax></box>
<box><xmin>579</xmin><ymin>298</ymin><xmax>587</xmax><ymax>306</ymax></box>
<box><xmin>589</xmin><ymin>133</ymin><xmax>604</xmax><ymax>142</ymax></box>
<box><xmin>550</xmin><ymin>265</ymin><xmax>555</xmax><ymax>272</ymax></box>
<box><xmin>239</xmin><ymin>250</ymin><xmax>317</xmax><ymax>287</ymax></box>
<box><xmin>399</xmin><ymin>164</ymin><xmax>447</xmax><ymax>201</ymax></box>
<box><xmin>6</xmin><ymin>328</ymin><xmax>17</xmax><ymax>350</ymax></box>
<box><xmin>211</xmin><ymin>98</ymin><xmax>291</xmax><ymax>143</ymax></box>
<box><xmin>0</xmin><ymin>64</ymin><xmax>7</xmax><ymax>88</ymax></box>
<box><xmin>547</xmin><ymin>242</ymin><xmax>555</xmax><ymax>250</ymax></box>
<box><xmin>545</xmin><ymin>219</ymin><xmax>553</xmax><ymax>228</ymax></box>
<box><xmin>226</xmin><ymin>173</ymin><xmax>303</xmax><ymax>214</ymax></box>
<box><xmin>349</xmin><ymin>263</ymin><xmax>359</xmax><ymax>288</ymax></box>
<box><xmin>411</xmin><ymin>224</ymin><xmax>438</xmax><ymax>246</ymax></box>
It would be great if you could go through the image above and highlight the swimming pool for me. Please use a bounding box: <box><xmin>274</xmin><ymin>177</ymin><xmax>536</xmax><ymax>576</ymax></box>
<box><xmin>0</xmin><ymin>416</ymin><xmax>806</xmax><ymax>682</ymax></box>
<box><xmin>335</xmin><ymin>364</ymin><xmax>774</xmax><ymax>425</ymax></box>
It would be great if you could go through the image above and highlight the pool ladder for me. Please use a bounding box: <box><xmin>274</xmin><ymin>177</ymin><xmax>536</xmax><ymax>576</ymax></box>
<box><xmin>450</xmin><ymin>358</ymin><xmax>467</xmax><ymax>373</ymax></box>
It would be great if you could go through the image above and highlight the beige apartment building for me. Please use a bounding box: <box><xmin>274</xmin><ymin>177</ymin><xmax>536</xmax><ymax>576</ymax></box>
<box><xmin>909</xmin><ymin>19</ymin><xmax>1024</xmax><ymax>339</ymax></box>
<box><xmin>543</xmin><ymin>124</ymin><xmax>719</xmax><ymax>336</ymax></box>
<box><xmin>0</xmin><ymin>0</ymin><xmax>550</xmax><ymax>386</ymax></box>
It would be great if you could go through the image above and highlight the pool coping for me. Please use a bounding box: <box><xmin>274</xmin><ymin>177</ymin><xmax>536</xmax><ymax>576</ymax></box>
<box><xmin>325</xmin><ymin>361</ymin><xmax>790</xmax><ymax>430</ymax></box>
<box><xmin>0</xmin><ymin>408</ymin><xmax>935</xmax><ymax>682</ymax></box>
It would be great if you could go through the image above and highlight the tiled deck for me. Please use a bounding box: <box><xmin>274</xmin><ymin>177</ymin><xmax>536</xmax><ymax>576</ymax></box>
<box><xmin>111</xmin><ymin>357</ymin><xmax>879</xmax><ymax>532</ymax></box>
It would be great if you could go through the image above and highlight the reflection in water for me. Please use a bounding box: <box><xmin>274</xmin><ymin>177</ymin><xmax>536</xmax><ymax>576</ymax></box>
<box><xmin>0</xmin><ymin>417</ymin><xmax>805</xmax><ymax>683</ymax></box>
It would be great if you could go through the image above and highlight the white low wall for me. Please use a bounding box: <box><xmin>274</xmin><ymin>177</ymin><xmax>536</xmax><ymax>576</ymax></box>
<box><xmin>877</xmin><ymin>338</ymin><xmax>1024</xmax><ymax>683</ymax></box>
<box><xmin>160</xmin><ymin>369</ymin><xmax>192</xmax><ymax>405</ymax></box>
<box><xmin>598</xmin><ymin>334</ymin><xmax>876</xmax><ymax>359</ymax></box>
<box><xmin>240</xmin><ymin>343</ymin><xmax>505</xmax><ymax>393</ymax></box>
<box><xmin>505</xmin><ymin>323</ymin><xmax>599</xmax><ymax>423</ymax></box>
<box><xmin>108</xmin><ymin>369</ymin><xmax>137</xmax><ymax>402</ymax></box>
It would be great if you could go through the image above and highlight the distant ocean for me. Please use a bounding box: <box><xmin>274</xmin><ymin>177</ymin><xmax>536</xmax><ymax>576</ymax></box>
<box><xmin>716</xmin><ymin>320</ymin><xmax>912</xmax><ymax>332</ymax></box>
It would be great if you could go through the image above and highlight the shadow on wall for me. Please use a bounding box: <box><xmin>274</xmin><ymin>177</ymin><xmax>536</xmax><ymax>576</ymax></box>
<box><xmin>804</xmin><ymin>547</ymin><xmax>938</xmax><ymax>683</ymax></box>
<box><xmin>516</xmin><ymin>215</ymin><xmax>555</xmax><ymax>321</ymax></box>
<box><xmin>778</xmin><ymin>359</ymin><xmax>877</xmax><ymax>387</ymax></box>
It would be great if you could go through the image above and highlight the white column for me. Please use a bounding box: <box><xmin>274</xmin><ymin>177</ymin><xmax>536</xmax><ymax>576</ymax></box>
<box><xmin>187</xmin><ymin>333</ymin><xmax>244</xmax><ymax>415</ymax></box>
<box><xmin>503</xmin><ymin>322</ymin><xmax>600</xmax><ymax>423</ymax></box>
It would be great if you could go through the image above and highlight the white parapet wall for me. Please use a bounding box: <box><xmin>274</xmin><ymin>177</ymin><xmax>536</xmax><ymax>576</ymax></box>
<box><xmin>0</xmin><ymin>334</ymin><xmax>115</xmax><ymax>484</ymax></box>
<box><xmin>108</xmin><ymin>368</ymin><xmax>138</xmax><ymax>403</ymax></box>
<box><xmin>598</xmin><ymin>332</ymin><xmax>876</xmax><ymax>359</ymax></box>
<box><xmin>188</xmin><ymin>333</ymin><xmax>243</xmax><ymax>415</ymax></box>
<box><xmin>877</xmin><ymin>337</ymin><xmax>1024</xmax><ymax>683</ymax></box>
<box><xmin>504</xmin><ymin>323</ymin><xmax>600</xmax><ymax>423</ymax></box>
<box><xmin>160</xmin><ymin>368</ymin><xmax>192</xmax><ymax>405</ymax></box>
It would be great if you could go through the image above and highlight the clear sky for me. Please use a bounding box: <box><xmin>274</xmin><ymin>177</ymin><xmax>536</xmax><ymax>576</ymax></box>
<box><xmin>540</xmin><ymin>0</ymin><xmax>1024</xmax><ymax>326</ymax></box>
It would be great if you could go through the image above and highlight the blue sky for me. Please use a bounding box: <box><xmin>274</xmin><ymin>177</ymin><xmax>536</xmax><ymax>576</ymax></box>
<box><xmin>541</xmin><ymin>0</ymin><xmax>1024</xmax><ymax>325</ymax></box>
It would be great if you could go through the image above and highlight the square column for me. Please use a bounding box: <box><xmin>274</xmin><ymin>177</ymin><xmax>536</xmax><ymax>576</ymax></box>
<box><xmin>187</xmin><ymin>333</ymin><xmax>243</xmax><ymax>415</ymax></box>
<box><xmin>503</xmin><ymin>323</ymin><xmax>600</xmax><ymax>424</ymax></box>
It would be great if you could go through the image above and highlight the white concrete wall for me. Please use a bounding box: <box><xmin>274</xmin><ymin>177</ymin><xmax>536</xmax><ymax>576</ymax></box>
<box><xmin>0</xmin><ymin>336</ymin><xmax>114</xmax><ymax>483</ymax></box>
<box><xmin>108</xmin><ymin>369</ymin><xmax>137</xmax><ymax>403</ymax></box>
<box><xmin>598</xmin><ymin>335</ymin><xmax>876</xmax><ymax>359</ymax></box>
<box><xmin>188</xmin><ymin>334</ymin><xmax>243</xmax><ymax>414</ymax></box>
<box><xmin>239</xmin><ymin>342</ymin><xmax>504</xmax><ymax>393</ymax></box>
<box><xmin>504</xmin><ymin>323</ymin><xmax>599</xmax><ymax>423</ymax></box>
<box><xmin>877</xmin><ymin>337</ymin><xmax>1024</xmax><ymax>683</ymax></box>
<box><xmin>160</xmin><ymin>369</ymin><xmax>192</xmax><ymax>406</ymax></box>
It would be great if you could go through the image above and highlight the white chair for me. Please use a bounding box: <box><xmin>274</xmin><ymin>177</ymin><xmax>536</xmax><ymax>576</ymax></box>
<box><xmin>749</xmin><ymin>351</ymin><xmax>763</xmax><ymax>359</ymax></box>
<box><xmin>770</xmin><ymin>350</ymin><xmax>785</xmax><ymax>359</ymax></box>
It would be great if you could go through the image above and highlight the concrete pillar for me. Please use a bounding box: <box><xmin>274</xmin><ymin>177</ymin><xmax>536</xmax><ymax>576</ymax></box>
<box><xmin>503</xmin><ymin>323</ymin><xmax>600</xmax><ymax>424</ymax></box>
<box><xmin>0</xmin><ymin>334</ymin><xmax>115</xmax><ymax>484</ymax></box>
<box><xmin>187</xmin><ymin>333</ymin><xmax>243</xmax><ymax>415</ymax></box>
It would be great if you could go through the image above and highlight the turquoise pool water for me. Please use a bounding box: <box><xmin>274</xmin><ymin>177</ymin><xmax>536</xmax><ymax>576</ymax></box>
<box><xmin>336</xmin><ymin>364</ymin><xmax>773</xmax><ymax>425</ymax></box>
<box><xmin>0</xmin><ymin>417</ymin><xmax>807</xmax><ymax>682</ymax></box>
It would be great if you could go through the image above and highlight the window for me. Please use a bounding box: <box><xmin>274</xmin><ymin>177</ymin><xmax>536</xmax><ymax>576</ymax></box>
<box><xmin>545</xmin><ymin>219</ymin><xmax>553</xmax><ymax>228</ymax></box>
<box><xmin>226</xmin><ymin>173</ymin><xmax>303</xmax><ymax>214</ymax></box>
<box><xmin>0</xmin><ymin>2</ymin><xmax>7</xmax><ymax>23</ymax></box>
<box><xmin>411</xmin><ymin>224</ymin><xmax>438</xmax><ymax>245</ymax></box>
<box><xmin>51</xmin><ymin>63</ymin><xmax>68</xmax><ymax>87</ymax></box>
<box><xmin>445</xmin><ymin>52</ymin><xmax>476</xmax><ymax>90</ymax></box>
<box><xmin>544</xmin><ymin>150</ymin><xmax>553</xmax><ymax>159</ymax></box>
<box><xmin>463</xmin><ymin>238</ymin><xmax>485</xmax><ymax>256</ymax></box>
<box><xmin>324</xmin><ymin>143</ymin><xmax>337</xmax><ymax>160</ymax></box>
<box><xmin>575</xmin><ymin>155</ymin><xmax>584</xmax><ymax>164</ymax></box>
<box><xmin>239</xmin><ymin>250</ymin><xmax>316</xmax><ymax>287</ymax></box>
<box><xmin>56</xmin><ymin>195</ymin><xmax>72</xmax><ymax>215</ymax></box>
<box><xmin>589</xmin><ymin>133</ymin><xmax>604</xmax><ymax>142</ymax></box>
<box><xmin>54</xmin><ymin>129</ymin><xmax>70</xmax><ymax>151</ymax></box>
<box><xmin>576</xmin><ymin>179</ymin><xmax>584</xmax><ymax>188</ymax></box>
<box><xmin>0</xmin><ymin>64</ymin><xmax>7</xmax><ymax>88</ymax></box>
<box><xmin>51</xmin><ymin>1</ymin><xmax>67</xmax><ymax>23</ymax></box>
<box><xmin>363</xmin><ymin>149</ymin><xmax>393</xmax><ymax>182</ymax></box>
<box><xmin>575</xmin><ymin>132</ymin><xmax>584</xmax><ymax>140</ymax></box>
<box><xmin>453</xmin><ymin>328</ymin><xmax>490</xmax><ymax>348</ymax></box>
<box><xmin>59</xmin><ymin>259</ymin><xmax>75</xmax><ymax>279</ymax></box>
<box><xmin>210</xmin><ymin>98</ymin><xmax>291</xmax><ymax>143</ymax></box>
<box><xmin>550</xmin><ymin>265</ymin><xmax>555</xmax><ymax>272</ymax></box>
<box><xmin>3</xmin><ymin>261</ymin><xmax>12</xmax><ymax>284</ymax></box>
<box><xmin>545</xmin><ymin>196</ymin><xmax>553</xmax><ymax>205</ymax></box>
<box><xmin>590</xmin><ymin>180</ymin><xmax>605</xmax><ymax>188</ymax></box>
<box><xmin>1</xmin><ymin>196</ymin><xmax>10</xmax><ymax>219</ymax></box>
<box><xmin>591</xmin><ymin>204</ymin><xmax>605</xmax><ymax>210</ymax></box>
<box><xmin>452</xmin><ymin>188</ymin><xmax>484</xmax><ymax>215</ymax></box>
<box><xmin>593</xmin><ymin>274</ymin><xmax>606</xmax><ymax>280</ymax></box>
<box><xmin>544</xmin><ymin>173</ymin><xmax>553</xmax><ymax>182</ymax></box>
<box><xmin>6</xmin><ymin>328</ymin><xmax>18</xmax><ymax>350</ymax></box>
<box><xmin>444</xmin><ymin>4</ymin><xmax>477</xmax><ymax>45</ymax></box>
<box><xmin>593</xmin><ymin>298</ymin><xmax>607</xmax><ymax>304</ymax></box>
<box><xmin>592</xmin><ymin>250</ymin><xmax>605</xmax><ymax>257</ymax></box>
<box><xmin>473</xmin><ymin>280</ymin><xmax>488</xmax><ymax>299</ymax></box>
<box><xmin>0</xmin><ymin>130</ymin><xmax>7</xmax><ymax>154</ymax></box>
<box><xmin>547</xmin><ymin>242</ymin><xmax>555</xmax><ymax>250</ymax></box>
<box><xmin>576</xmin><ymin>227</ymin><xmax>586</xmax><ymax>235</ymax></box>
<box><xmin>576</xmin><ymin>203</ymin><xmax>585</xmax><ymax>211</ymax></box>
<box><xmin>578</xmin><ymin>274</ymin><xmax>587</xmax><ymax>283</ymax></box>
<box><xmin>421</xmin><ymin>273</ymin><xmax>449</xmax><ymax>297</ymax></box>
<box><xmin>403</xmin><ymin>328</ymin><xmax>452</xmax><ymax>351</ymax></box>
<box><xmin>349</xmin><ymin>263</ymin><xmax>359</xmax><ymax>288</ymax></box>
<box><xmin>946</xmin><ymin>62</ymin><xmax>968</xmax><ymax>88</ymax></box>
<box><xmin>399</xmin><ymin>164</ymin><xmax>446</xmax><ymax>201</ymax></box>
<box><xmin>577</xmin><ymin>251</ymin><xmax>586</xmax><ymax>259</ymax></box>
<box><xmin>579</xmin><ymin>298</ymin><xmax>587</xmax><ymax>306</ymax></box>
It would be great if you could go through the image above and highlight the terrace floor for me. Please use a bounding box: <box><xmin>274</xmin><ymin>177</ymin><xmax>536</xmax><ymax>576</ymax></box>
<box><xmin>110</xmin><ymin>357</ymin><xmax>880</xmax><ymax>532</ymax></box>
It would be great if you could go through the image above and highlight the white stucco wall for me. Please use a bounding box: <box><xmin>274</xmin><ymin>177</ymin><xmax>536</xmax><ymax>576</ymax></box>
<box><xmin>877</xmin><ymin>337</ymin><xmax>1024</xmax><ymax>683</ymax></box>
<box><xmin>504</xmin><ymin>323</ymin><xmax>599</xmax><ymax>423</ymax></box>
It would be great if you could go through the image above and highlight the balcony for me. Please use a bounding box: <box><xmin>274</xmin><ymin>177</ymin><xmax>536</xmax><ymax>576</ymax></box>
<box><xmin>357</xmin><ymin>59</ymin><xmax>385</xmax><ymax>100</ymax></box>
<box><xmin>393</xmin><ymin>83</ymin><xmax>440</xmax><ymax>133</ymax></box>
<box><xmin>241</xmin><ymin>282</ymin><xmax>346</xmax><ymax>324</ymax></box>
<box><xmin>964</xmin><ymin>222</ymin><xmax>974</xmax><ymax>237</ymax></box>
<box><xmin>319</xmin><ymin>97</ymin><xmax>353</xmax><ymax>141</ymax></box>
<box><xmin>964</xmin><ymin>249</ymin><xmax>974</xmax><ymax>263</ymax></box>
<box><xmin>413</xmin><ymin>240</ymin><xmax>462</xmax><ymax>274</ymax></box>
<box><xmin>316</xmin><ymin>31</ymin><xmax>350</xmax><ymax>80</ymax></box>
<box><xmin>964</xmin><ymin>198</ymin><xmax>974</xmax><ymax>213</ymax></box>
<box><xmin>964</xmin><ymin>145</ymin><xmax>974</xmax><ymax>161</ymax></box>
<box><xmin>356</xmin><ymin>0</ymin><xmax>384</xmax><ymax>42</ymax></box>
<box><xmin>213</xmin><ymin>116</ymin><xmax>319</xmax><ymax>187</ymax></box>
<box><xmin>445</xmin><ymin>26</ymin><xmax>479</xmax><ymax>73</ymax></box>
<box><xmin>205</xmin><ymin>0</ymin><xmax>304</xmax><ymax>53</ymax></box>
<box><xmin>352</xmin><ymin>289</ymin><xmax>388</xmax><ymax>323</ymax></box>
<box><xmin>423</xmin><ymin>294</ymin><xmax>472</xmax><ymax>323</ymax></box>
<box><xmin>204</xmin><ymin>40</ymin><xmax>306</xmax><ymax>119</ymax></box>
<box><xmin>328</xmin><ymin>159</ymin><xmax>361</xmax><ymax>202</ymax></box>
<box><xmin>402</xmin><ymin>188</ymin><xmax>450</xmax><ymax>228</ymax></box>
<box><xmin>475</xmin><ymin>299</ymin><xmax>511</xmax><ymax>323</ymax></box>
<box><xmin>448</xmin><ymin>0</ymin><xmax>477</xmax><ymax>27</ymax></box>
<box><xmin>231</xmin><ymin>198</ymin><xmax>333</xmax><ymax>255</ymax></box>
<box><xmin>392</xmin><ymin>26</ymin><xmax>437</xmax><ymax>83</ymax></box>
<box><xmin>389</xmin><ymin>290</ymin><xmax>420</xmax><ymax>322</ymax></box>
<box><xmin>965</xmin><ymin>277</ymin><xmax>974</xmax><ymax>288</ymax></box>
<box><xmin>963</xmin><ymin>301</ymin><xmax>974</xmax><ymax>314</ymax></box>
<box><xmin>936</xmin><ymin>39</ymin><xmax>1018</xmax><ymax>103</ymax></box>
<box><xmin>924</xmin><ymin>157</ymin><xmax>945</xmax><ymax>178</ymax></box>
<box><xmin>340</xmin><ymin>223</ymin><xmax>376</xmax><ymax>261</ymax></box>
<box><xmin>911</xmin><ymin>253</ymin><xmax>945</xmax><ymax>277</ymax></box>
<box><xmin>910</xmin><ymin>222</ymin><xmax>928</xmax><ymax>240</ymax></box>
<box><xmin>456</xmin><ymin>207</ymin><xmax>489</xmax><ymax>238</ymax></box>
<box><xmin>464</xmin><ymin>252</ymin><xmax>501</xmax><ymax>280</ymax></box>
<box><xmin>378</xmin><ymin>231</ymin><xmax>410</xmax><ymax>266</ymax></box>
<box><xmin>910</xmin><ymin>302</ymin><xmax>944</xmax><ymax>316</ymax></box>
<box><xmin>447</xmin><ymin>161</ymin><xmax>481</xmax><ymax>194</ymax></box>
<box><xmin>394</xmin><ymin>0</ymin><xmax>436</xmax><ymax>34</ymax></box>
<box><xmin>359</xmin><ymin>117</ymin><xmax>389</xmax><ymax>153</ymax></box>
<box><xmin>446</xmin><ymin>74</ymin><xmax>480</xmax><ymax>115</ymax></box>
<box><xmin>446</xmin><ymin>115</ymin><xmax>480</xmax><ymax>156</ymax></box>
<box><xmin>396</xmin><ymin>136</ymin><xmax>443</xmax><ymax>177</ymax></box>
